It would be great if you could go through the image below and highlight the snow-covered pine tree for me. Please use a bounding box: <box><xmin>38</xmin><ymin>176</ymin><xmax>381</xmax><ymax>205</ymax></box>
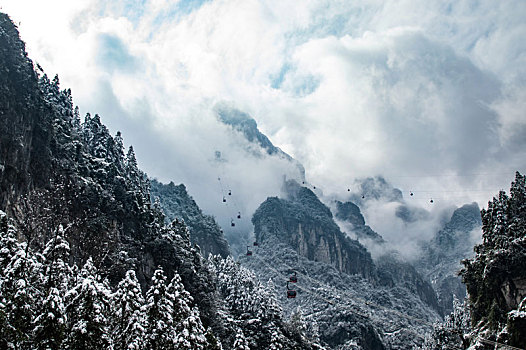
<box><xmin>422</xmin><ymin>297</ymin><xmax>470</xmax><ymax>350</ymax></box>
<box><xmin>111</xmin><ymin>269</ymin><xmax>147</xmax><ymax>350</ymax></box>
<box><xmin>40</xmin><ymin>225</ymin><xmax>72</xmax><ymax>291</ymax></box>
<box><xmin>460</xmin><ymin>171</ymin><xmax>526</xmax><ymax>349</ymax></box>
<box><xmin>64</xmin><ymin>258</ymin><xmax>113</xmax><ymax>350</ymax></box>
<box><xmin>32</xmin><ymin>287</ymin><xmax>67</xmax><ymax>350</ymax></box>
<box><xmin>144</xmin><ymin>267</ymin><xmax>177</xmax><ymax>349</ymax></box>
<box><xmin>205</xmin><ymin>328</ymin><xmax>223</xmax><ymax>350</ymax></box>
<box><xmin>32</xmin><ymin>226</ymin><xmax>73</xmax><ymax>349</ymax></box>
<box><xmin>168</xmin><ymin>272</ymin><xmax>208</xmax><ymax>349</ymax></box>
<box><xmin>233</xmin><ymin>328</ymin><xmax>250</xmax><ymax>350</ymax></box>
<box><xmin>0</xmin><ymin>216</ymin><xmax>42</xmax><ymax>349</ymax></box>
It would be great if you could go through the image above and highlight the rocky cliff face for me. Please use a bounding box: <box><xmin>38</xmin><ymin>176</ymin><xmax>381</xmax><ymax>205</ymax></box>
<box><xmin>376</xmin><ymin>253</ymin><xmax>440</xmax><ymax>313</ymax></box>
<box><xmin>150</xmin><ymin>179</ymin><xmax>230</xmax><ymax>258</ymax></box>
<box><xmin>253</xmin><ymin>179</ymin><xmax>376</xmax><ymax>279</ymax></box>
<box><xmin>0</xmin><ymin>14</ymin><xmax>53</xmax><ymax>211</ymax></box>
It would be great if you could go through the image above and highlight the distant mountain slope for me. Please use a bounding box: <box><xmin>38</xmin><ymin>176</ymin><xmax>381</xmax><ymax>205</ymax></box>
<box><xmin>150</xmin><ymin>178</ymin><xmax>230</xmax><ymax>258</ymax></box>
<box><xmin>216</xmin><ymin>105</ymin><xmax>306</xmax><ymax>180</ymax></box>
<box><xmin>245</xmin><ymin>179</ymin><xmax>443</xmax><ymax>348</ymax></box>
<box><xmin>241</xmin><ymin>236</ymin><xmax>441</xmax><ymax>349</ymax></box>
<box><xmin>418</xmin><ymin>202</ymin><xmax>482</xmax><ymax>315</ymax></box>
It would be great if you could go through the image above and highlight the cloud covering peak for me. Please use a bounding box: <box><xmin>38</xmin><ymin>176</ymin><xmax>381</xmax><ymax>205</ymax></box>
<box><xmin>3</xmin><ymin>0</ymin><xmax>524</xmax><ymax>221</ymax></box>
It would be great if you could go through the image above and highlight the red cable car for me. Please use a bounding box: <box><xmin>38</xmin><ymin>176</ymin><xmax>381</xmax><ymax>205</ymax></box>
<box><xmin>287</xmin><ymin>281</ymin><xmax>296</xmax><ymax>298</ymax></box>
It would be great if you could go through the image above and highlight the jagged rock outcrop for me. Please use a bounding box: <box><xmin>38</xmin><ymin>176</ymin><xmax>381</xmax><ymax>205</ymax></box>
<box><xmin>350</xmin><ymin>176</ymin><xmax>403</xmax><ymax>204</ymax></box>
<box><xmin>335</xmin><ymin>200</ymin><xmax>385</xmax><ymax>243</ymax></box>
<box><xmin>150</xmin><ymin>178</ymin><xmax>230</xmax><ymax>258</ymax></box>
<box><xmin>253</xmin><ymin>179</ymin><xmax>376</xmax><ymax>279</ymax></box>
<box><xmin>216</xmin><ymin>105</ymin><xmax>306</xmax><ymax>180</ymax></box>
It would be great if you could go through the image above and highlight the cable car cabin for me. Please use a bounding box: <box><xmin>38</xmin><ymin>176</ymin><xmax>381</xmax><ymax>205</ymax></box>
<box><xmin>228</xmin><ymin>190</ymin><xmax>232</xmax><ymax>195</ymax></box>
<box><xmin>231</xmin><ymin>220</ymin><xmax>235</xmax><ymax>227</ymax></box>
<box><xmin>430</xmin><ymin>198</ymin><xmax>434</xmax><ymax>203</ymax></box>
<box><xmin>222</xmin><ymin>197</ymin><xmax>226</xmax><ymax>203</ymax></box>
<box><xmin>246</xmin><ymin>246</ymin><xmax>253</xmax><ymax>256</ymax></box>
<box><xmin>362</xmin><ymin>195</ymin><xmax>365</xmax><ymax>199</ymax></box>
<box><xmin>347</xmin><ymin>188</ymin><xmax>350</xmax><ymax>192</ymax></box>
<box><xmin>237</xmin><ymin>212</ymin><xmax>241</xmax><ymax>219</ymax></box>
<box><xmin>253</xmin><ymin>242</ymin><xmax>259</xmax><ymax>246</ymax></box>
<box><xmin>289</xmin><ymin>271</ymin><xmax>297</xmax><ymax>283</ymax></box>
<box><xmin>313</xmin><ymin>186</ymin><xmax>316</xmax><ymax>189</ymax></box>
<box><xmin>286</xmin><ymin>281</ymin><xmax>296</xmax><ymax>298</ymax></box>
<box><xmin>410</xmin><ymin>191</ymin><xmax>414</xmax><ymax>196</ymax></box>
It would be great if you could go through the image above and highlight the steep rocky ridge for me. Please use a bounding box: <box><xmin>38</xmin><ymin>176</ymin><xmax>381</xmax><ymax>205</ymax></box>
<box><xmin>253</xmin><ymin>179</ymin><xmax>376</xmax><ymax>279</ymax></box>
<box><xmin>150</xmin><ymin>178</ymin><xmax>230</xmax><ymax>258</ymax></box>
<box><xmin>216</xmin><ymin>105</ymin><xmax>306</xmax><ymax>180</ymax></box>
<box><xmin>335</xmin><ymin>200</ymin><xmax>385</xmax><ymax>243</ymax></box>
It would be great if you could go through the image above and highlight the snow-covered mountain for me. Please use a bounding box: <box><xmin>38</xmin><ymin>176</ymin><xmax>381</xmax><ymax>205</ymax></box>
<box><xmin>1</xmin><ymin>9</ymin><xmax>524</xmax><ymax>350</ymax></box>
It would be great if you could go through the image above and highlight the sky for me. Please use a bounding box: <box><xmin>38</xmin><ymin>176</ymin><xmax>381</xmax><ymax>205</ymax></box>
<box><xmin>2</xmin><ymin>0</ymin><xmax>525</xmax><ymax>255</ymax></box>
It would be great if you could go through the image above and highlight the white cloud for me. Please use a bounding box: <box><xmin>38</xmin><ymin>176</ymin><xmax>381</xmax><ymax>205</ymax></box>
<box><xmin>2</xmin><ymin>0</ymin><xmax>525</xmax><ymax>237</ymax></box>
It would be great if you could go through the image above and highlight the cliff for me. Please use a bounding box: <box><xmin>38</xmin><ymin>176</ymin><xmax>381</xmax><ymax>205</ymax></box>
<box><xmin>253</xmin><ymin>179</ymin><xmax>376</xmax><ymax>279</ymax></box>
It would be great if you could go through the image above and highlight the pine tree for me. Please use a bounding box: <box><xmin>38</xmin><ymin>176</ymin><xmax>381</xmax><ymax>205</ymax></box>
<box><xmin>64</xmin><ymin>258</ymin><xmax>112</xmax><ymax>350</ymax></box>
<box><xmin>204</xmin><ymin>328</ymin><xmax>223</xmax><ymax>350</ymax></box>
<box><xmin>144</xmin><ymin>267</ymin><xmax>176</xmax><ymax>349</ymax></box>
<box><xmin>0</xmin><ymin>225</ymin><xmax>42</xmax><ymax>349</ymax></box>
<box><xmin>32</xmin><ymin>287</ymin><xmax>67</xmax><ymax>350</ymax></box>
<box><xmin>460</xmin><ymin>171</ymin><xmax>526</xmax><ymax>348</ymax></box>
<box><xmin>168</xmin><ymin>273</ymin><xmax>207</xmax><ymax>349</ymax></box>
<box><xmin>233</xmin><ymin>328</ymin><xmax>250</xmax><ymax>350</ymax></box>
<box><xmin>32</xmin><ymin>226</ymin><xmax>72</xmax><ymax>349</ymax></box>
<box><xmin>111</xmin><ymin>270</ymin><xmax>147</xmax><ymax>350</ymax></box>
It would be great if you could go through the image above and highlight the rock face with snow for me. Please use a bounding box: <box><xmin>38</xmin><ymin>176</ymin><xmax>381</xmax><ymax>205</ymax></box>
<box><xmin>150</xmin><ymin>179</ymin><xmax>230</xmax><ymax>258</ymax></box>
<box><xmin>253</xmin><ymin>179</ymin><xmax>376</xmax><ymax>279</ymax></box>
<box><xmin>216</xmin><ymin>105</ymin><xmax>306</xmax><ymax>180</ymax></box>
<box><xmin>335</xmin><ymin>200</ymin><xmax>385</xmax><ymax>243</ymax></box>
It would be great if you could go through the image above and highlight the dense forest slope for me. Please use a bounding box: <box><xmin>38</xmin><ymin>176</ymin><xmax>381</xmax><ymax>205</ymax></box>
<box><xmin>150</xmin><ymin>178</ymin><xmax>230</xmax><ymax>258</ymax></box>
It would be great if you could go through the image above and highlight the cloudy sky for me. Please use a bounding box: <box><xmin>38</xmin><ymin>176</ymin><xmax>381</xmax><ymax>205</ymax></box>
<box><xmin>3</xmin><ymin>0</ymin><xmax>525</xmax><ymax>248</ymax></box>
